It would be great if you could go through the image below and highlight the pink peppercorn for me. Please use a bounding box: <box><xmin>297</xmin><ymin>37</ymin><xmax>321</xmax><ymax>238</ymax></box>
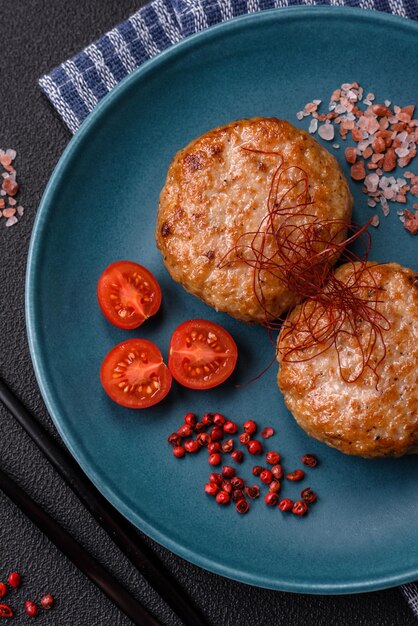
<box><xmin>247</xmin><ymin>440</ymin><xmax>262</xmax><ymax>455</ymax></box>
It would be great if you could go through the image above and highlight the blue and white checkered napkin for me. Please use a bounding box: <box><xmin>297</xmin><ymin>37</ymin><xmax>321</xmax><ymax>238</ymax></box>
<box><xmin>39</xmin><ymin>0</ymin><xmax>418</xmax><ymax>133</ymax></box>
<box><xmin>38</xmin><ymin>0</ymin><xmax>418</xmax><ymax>618</ymax></box>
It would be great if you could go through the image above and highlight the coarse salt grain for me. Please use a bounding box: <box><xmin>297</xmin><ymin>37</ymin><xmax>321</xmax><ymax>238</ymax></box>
<box><xmin>318</xmin><ymin>124</ymin><xmax>334</xmax><ymax>141</ymax></box>
<box><xmin>381</xmin><ymin>197</ymin><xmax>390</xmax><ymax>216</ymax></box>
<box><xmin>297</xmin><ymin>82</ymin><xmax>418</xmax><ymax>233</ymax></box>
<box><xmin>0</xmin><ymin>148</ymin><xmax>23</xmax><ymax>228</ymax></box>
<box><xmin>5</xmin><ymin>216</ymin><xmax>18</xmax><ymax>227</ymax></box>
<box><xmin>308</xmin><ymin>118</ymin><xmax>318</xmax><ymax>134</ymax></box>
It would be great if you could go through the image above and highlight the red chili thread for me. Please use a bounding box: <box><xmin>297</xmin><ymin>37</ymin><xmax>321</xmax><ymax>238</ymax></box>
<box><xmin>217</xmin><ymin>147</ymin><xmax>389</xmax><ymax>384</ymax></box>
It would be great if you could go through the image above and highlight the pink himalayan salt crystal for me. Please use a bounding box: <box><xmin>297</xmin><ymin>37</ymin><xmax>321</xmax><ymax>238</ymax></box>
<box><xmin>317</xmin><ymin>123</ymin><xmax>334</xmax><ymax>141</ymax></box>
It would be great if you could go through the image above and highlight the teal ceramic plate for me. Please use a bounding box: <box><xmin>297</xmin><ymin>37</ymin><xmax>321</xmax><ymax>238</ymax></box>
<box><xmin>26</xmin><ymin>8</ymin><xmax>418</xmax><ymax>593</ymax></box>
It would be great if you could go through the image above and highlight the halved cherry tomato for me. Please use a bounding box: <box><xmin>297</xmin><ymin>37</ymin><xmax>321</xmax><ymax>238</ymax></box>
<box><xmin>101</xmin><ymin>339</ymin><xmax>172</xmax><ymax>408</ymax></box>
<box><xmin>168</xmin><ymin>319</ymin><xmax>238</xmax><ymax>390</ymax></box>
<box><xmin>97</xmin><ymin>261</ymin><xmax>161</xmax><ymax>329</ymax></box>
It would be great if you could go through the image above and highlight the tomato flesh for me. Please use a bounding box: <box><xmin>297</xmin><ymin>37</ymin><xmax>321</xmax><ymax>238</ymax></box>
<box><xmin>101</xmin><ymin>339</ymin><xmax>171</xmax><ymax>408</ymax></box>
<box><xmin>97</xmin><ymin>261</ymin><xmax>161</xmax><ymax>329</ymax></box>
<box><xmin>168</xmin><ymin>319</ymin><xmax>238</xmax><ymax>390</ymax></box>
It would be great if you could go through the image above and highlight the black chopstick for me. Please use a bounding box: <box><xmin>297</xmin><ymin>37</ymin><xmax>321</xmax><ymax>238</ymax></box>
<box><xmin>0</xmin><ymin>377</ymin><xmax>208</xmax><ymax>626</ymax></box>
<box><xmin>0</xmin><ymin>467</ymin><xmax>160</xmax><ymax>626</ymax></box>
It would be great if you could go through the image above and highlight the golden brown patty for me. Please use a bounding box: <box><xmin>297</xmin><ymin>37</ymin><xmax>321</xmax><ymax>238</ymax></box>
<box><xmin>277</xmin><ymin>262</ymin><xmax>418</xmax><ymax>458</ymax></box>
<box><xmin>156</xmin><ymin>117</ymin><xmax>353</xmax><ymax>323</ymax></box>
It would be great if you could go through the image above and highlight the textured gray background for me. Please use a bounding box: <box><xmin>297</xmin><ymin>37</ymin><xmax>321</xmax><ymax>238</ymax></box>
<box><xmin>0</xmin><ymin>1</ymin><xmax>415</xmax><ymax>624</ymax></box>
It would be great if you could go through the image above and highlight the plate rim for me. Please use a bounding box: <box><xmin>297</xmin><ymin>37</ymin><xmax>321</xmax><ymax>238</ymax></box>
<box><xmin>26</xmin><ymin>6</ymin><xmax>418</xmax><ymax>594</ymax></box>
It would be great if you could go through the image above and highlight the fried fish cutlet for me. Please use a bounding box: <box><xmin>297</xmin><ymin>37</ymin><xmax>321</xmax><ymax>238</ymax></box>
<box><xmin>277</xmin><ymin>262</ymin><xmax>418</xmax><ymax>458</ymax></box>
<box><xmin>156</xmin><ymin>117</ymin><xmax>353</xmax><ymax>323</ymax></box>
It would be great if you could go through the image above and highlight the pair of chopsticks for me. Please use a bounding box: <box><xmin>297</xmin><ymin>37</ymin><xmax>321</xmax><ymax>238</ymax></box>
<box><xmin>0</xmin><ymin>377</ymin><xmax>208</xmax><ymax>626</ymax></box>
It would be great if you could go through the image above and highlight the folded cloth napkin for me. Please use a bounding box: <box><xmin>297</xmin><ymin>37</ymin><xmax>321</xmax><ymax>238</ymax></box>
<box><xmin>38</xmin><ymin>0</ymin><xmax>418</xmax><ymax>619</ymax></box>
<box><xmin>39</xmin><ymin>0</ymin><xmax>418</xmax><ymax>133</ymax></box>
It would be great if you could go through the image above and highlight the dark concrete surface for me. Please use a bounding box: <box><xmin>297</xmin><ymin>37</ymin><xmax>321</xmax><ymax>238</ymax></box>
<box><xmin>0</xmin><ymin>1</ymin><xmax>415</xmax><ymax>623</ymax></box>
